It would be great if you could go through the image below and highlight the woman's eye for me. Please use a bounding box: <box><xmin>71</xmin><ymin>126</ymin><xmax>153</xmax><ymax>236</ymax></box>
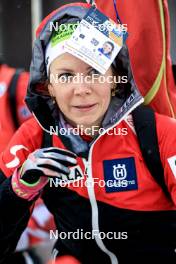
<box><xmin>58</xmin><ymin>73</ymin><xmax>74</xmax><ymax>82</ymax></box>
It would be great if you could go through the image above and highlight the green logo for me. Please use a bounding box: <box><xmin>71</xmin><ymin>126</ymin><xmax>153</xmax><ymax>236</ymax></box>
<box><xmin>51</xmin><ymin>22</ymin><xmax>79</xmax><ymax>47</ymax></box>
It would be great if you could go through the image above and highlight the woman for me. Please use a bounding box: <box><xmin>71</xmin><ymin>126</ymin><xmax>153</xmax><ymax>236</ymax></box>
<box><xmin>0</xmin><ymin>2</ymin><xmax>176</xmax><ymax>264</ymax></box>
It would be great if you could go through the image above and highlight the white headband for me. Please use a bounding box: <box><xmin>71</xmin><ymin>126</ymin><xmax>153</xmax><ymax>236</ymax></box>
<box><xmin>45</xmin><ymin>40</ymin><xmax>67</xmax><ymax>75</ymax></box>
<box><xmin>45</xmin><ymin>22</ymin><xmax>79</xmax><ymax>75</ymax></box>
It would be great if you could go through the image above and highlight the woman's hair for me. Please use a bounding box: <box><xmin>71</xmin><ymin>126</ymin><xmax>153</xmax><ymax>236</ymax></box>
<box><xmin>111</xmin><ymin>64</ymin><xmax>131</xmax><ymax>99</ymax></box>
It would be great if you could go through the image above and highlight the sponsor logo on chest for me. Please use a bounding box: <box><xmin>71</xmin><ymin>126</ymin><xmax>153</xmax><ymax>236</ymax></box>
<box><xmin>103</xmin><ymin>157</ymin><xmax>138</xmax><ymax>192</ymax></box>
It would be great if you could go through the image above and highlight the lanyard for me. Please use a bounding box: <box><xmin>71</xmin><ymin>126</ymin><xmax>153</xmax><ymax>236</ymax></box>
<box><xmin>87</xmin><ymin>0</ymin><xmax>121</xmax><ymax>23</ymax></box>
<box><xmin>113</xmin><ymin>0</ymin><xmax>121</xmax><ymax>23</ymax></box>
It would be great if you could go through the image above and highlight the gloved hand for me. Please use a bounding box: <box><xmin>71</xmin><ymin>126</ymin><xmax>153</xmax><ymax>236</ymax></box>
<box><xmin>11</xmin><ymin>147</ymin><xmax>77</xmax><ymax>201</ymax></box>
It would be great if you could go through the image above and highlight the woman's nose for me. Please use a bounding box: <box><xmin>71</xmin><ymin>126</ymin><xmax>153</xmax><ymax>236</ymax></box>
<box><xmin>73</xmin><ymin>83</ymin><xmax>92</xmax><ymax>96</ymax></box>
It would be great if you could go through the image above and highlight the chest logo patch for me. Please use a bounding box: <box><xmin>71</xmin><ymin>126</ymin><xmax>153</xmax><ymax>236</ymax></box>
<box><xmin>103</xmin><ymin>157</ymin><xmax>138</xmax><ymax>192</ymax></box>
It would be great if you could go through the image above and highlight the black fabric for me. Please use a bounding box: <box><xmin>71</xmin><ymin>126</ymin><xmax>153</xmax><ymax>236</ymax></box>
<box><xmin>0</xmin><ymin>177</ymin><xmax>33</xmax><ymax>264</ymax></box>
<box><xmin>5</xmin><ymin>249</ymin><xmax>42</xmax><ymax>264</ymax></box>
<box><xmin>4</xmin><ymin>252</ymin><xmax>26</xmax><ymax>264</ymax></box>
<box><xmin>132</xmin><ymin>105</ymin><xmax>171</xmax><ymax>199</ymax></box>
<box><xmin>42</xmin><ymin>130</ymin><xmax>52</xmax><ymax>148</ymax></box>
<box><xmin>42</xmin><ymin>184</ymin><xmax>176</xmax><ymax>264</ymax></box>
<box><xmin>42</xmin><ymin>130</ymin><xmax>89</xmax><ymax>159</ymax></box>
<box><xmin>0</xmin><ymin>171</ymin><xmax>6</xmax><ymax>185</ymax></box>
<box><xmin>8</xmin><ymin>69</ymin><xmax>24</xmax><ymax>129</ymax></box>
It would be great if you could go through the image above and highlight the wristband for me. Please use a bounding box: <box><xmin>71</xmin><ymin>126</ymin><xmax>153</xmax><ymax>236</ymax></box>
<box><xmin>11</xmin><ymin>169</ymin><xmax>48</xmax><ymax>201</ymax></box>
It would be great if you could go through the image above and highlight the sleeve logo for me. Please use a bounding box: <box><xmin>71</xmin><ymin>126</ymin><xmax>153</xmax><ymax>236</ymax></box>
<box><xmin>5</xmin><ymin>145</ymin><xmax>29</xmax><ymax>168</ymax></box>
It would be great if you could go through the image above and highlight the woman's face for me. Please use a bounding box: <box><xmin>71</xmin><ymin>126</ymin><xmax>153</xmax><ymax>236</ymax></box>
<box><xmin>103</xmin><ymin>42</ymin><xmax>113</xmax><ymax>54</ymax></box>
<box><xmin>48</xmin><ymin>53</ymin><xmax>113</xmax><ymax>129</ymax></box>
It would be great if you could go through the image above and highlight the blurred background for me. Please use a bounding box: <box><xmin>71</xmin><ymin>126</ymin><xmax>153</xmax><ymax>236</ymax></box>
<box><xmin>168</xmin><ymin>0</ymin><xmax>176</xmax><ymax>79</ymax></box>
<box><xmin>0</xmin><ymin>0</ymin><xmax>87</xmax><ymax>69</ymax></box>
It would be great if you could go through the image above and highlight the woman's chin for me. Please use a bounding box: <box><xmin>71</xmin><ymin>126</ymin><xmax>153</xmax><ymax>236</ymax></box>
<box><xmin>66</xmin><ymin>114</ymin><xmax>102</xmax><ymax>129</ymax></box>
<box><xmin>74</xmin><ymin>117</ymin><xmax>99</xmax><ymax>127</ymax></box>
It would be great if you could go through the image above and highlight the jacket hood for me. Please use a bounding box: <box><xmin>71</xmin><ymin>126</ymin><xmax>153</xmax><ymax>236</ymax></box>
<box><xmin>25</xmin><ymin>2</ymin><xmax>144</xmax><ymax>154</ymax></box>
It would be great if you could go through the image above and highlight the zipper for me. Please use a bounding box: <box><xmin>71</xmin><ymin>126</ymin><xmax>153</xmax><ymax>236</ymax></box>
<box><xmin>85</xmin><ymin>98</ymin><xmax>144</xmax><ymax>264</ymax></box>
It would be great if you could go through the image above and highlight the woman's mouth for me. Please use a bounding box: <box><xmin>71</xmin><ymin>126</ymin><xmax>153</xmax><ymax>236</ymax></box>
<box><xmin>72</xmin><ymin>103</ymin><xmax>97</xmax><ymax>112</ymax></box>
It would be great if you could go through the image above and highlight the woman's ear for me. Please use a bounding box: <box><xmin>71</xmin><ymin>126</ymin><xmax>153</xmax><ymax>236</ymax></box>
<box><xmin>48</xmin><ymin>83</ymin><xmax>56</xmax><ymax>104</ymax></box>
<box><xmin>48</xmin><ymin>83</ymin><xmax>55</xmax><ymax>97</ymax></box>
